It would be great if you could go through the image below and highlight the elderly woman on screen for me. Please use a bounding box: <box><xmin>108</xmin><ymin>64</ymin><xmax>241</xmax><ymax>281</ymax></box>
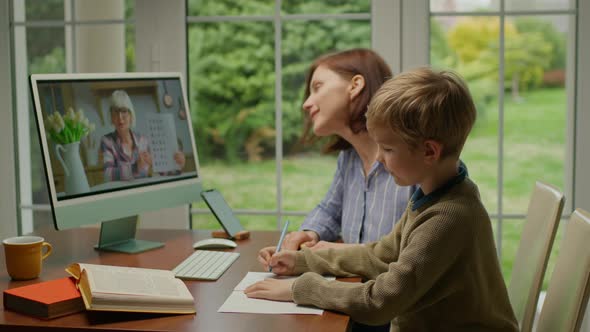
<box><xmin>100</xmin><ymin>90</ymin><xmax>153</xmax><ymax>181</ymax></box>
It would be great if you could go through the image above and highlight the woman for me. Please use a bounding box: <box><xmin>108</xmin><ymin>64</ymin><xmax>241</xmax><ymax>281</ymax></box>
<box><xmin>100</xmin><ymin>90</ymin><xmax>185</xmax><ymax>181</ymax></box>
<box><xmin>283</xmin><ymin>49</ymin><xmax>415</xmax><ymax>251</ymax></box>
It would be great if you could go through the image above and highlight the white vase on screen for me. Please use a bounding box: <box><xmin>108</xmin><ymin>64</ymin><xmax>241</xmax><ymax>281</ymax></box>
<box><xmin>55</xmin><ymin>141</ymin><xmax>90</xmax><ymax>195</ymax></box>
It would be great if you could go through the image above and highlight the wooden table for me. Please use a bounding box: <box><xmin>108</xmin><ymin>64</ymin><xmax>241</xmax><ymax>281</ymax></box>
<box><xmin>0</xmin><ymin>228</ymin><xmax>352</xmax><ymax>332</ymax></box>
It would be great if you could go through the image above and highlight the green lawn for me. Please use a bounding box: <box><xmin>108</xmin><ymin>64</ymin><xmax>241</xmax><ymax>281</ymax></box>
<box><xmin>192</xmin><ymin>87</ymin><xmax>568</xmax><ymax>287</ymax></box>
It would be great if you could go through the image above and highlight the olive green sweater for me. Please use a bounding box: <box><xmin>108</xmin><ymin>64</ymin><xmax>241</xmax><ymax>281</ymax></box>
<box><xmin>291</xmin><ymin>178</ymin><xmax>518</xmax><ymax>332</ymax></box>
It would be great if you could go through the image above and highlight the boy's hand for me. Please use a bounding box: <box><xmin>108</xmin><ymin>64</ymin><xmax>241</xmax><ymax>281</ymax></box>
<box><xmin>244</xmin><ymin>278</ymin><xmax>295</xmax><ymax>302</ymax></box>
<box><xmin>309</xmin><ymin>241</ymin><xmax>359</xmax><ymax>251</ymax></box>
<box><xmin>282</xmin><ymin>230</ymin><xmax>319</xmax><ymax>250</ymax></box>
<box><xmin>257</xmin><ymin>247</ymin><xmax>297</xmax><ymax>275</ymax></box>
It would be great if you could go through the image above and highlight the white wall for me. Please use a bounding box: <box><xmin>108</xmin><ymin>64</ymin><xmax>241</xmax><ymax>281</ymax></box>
<box><xmin>371</xmin><ymin>0</ymin><xmax>429</xmax><ymax>74</ymax></box>
<box><xmin>0</xmin><ymin>0</ymin><xmax>19</xmax><ymax>238</ymax></box>
<box><xmin>75</xmin><ymin>0</ymin><xmax>126</xmax><ymax>73</ymax></box>
<box><xmin>575</xmin><ymin>0</ymin><xmax>590</xmax><ymax>213</ymax></box>
<box><xmin>575</xmin><ymin>3</ymin><xmax>590</xmax><ymax>330</ymax></box>
<box><xmin>135</xmin><ymin>0</ymin><xmax>187</xmax><ymax>79</ymax></box>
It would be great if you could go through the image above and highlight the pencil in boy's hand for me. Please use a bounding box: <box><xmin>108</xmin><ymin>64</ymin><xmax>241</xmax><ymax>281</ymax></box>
<box><xmin>269</xmin><ymin>220</ymin><xmax>290</xmax><ymax>273</ymax></box>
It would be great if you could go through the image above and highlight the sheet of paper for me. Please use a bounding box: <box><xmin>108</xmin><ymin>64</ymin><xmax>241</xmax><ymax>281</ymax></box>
<box><xmin>146</xmin><ymin>113</ymin><xmax>178</xmax><ymax>173</ymax></box>
<box><xmin>218</xmin><ymin>272</ymin><xmax>335</xmax><ymax>315</ymax></box>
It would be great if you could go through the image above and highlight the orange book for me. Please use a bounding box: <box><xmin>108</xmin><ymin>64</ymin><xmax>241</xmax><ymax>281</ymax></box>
<box><xmin>3</xmin><ymin>277</ymin><xmax>85</xmax><ymax>319</ymax></box>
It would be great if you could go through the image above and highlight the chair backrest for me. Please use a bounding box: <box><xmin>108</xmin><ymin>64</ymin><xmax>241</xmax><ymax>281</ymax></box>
<box><xmin>536</xmin><ymin>208</ymin><xmax>590</xmax><ymax>332</ymax></box>
<box><xmin>508</xmin><ymin>181</ymin><xmax>565</xmax><ymax>332</ymax></box>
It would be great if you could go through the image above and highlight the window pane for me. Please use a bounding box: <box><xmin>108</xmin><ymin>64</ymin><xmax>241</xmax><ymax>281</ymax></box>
<box><xmin>430</xmin><ymin>16</ymin><xmax>500</xmax><ymax>213</ymax></box>
<box><xmin>430</xmin><ymin>0</ymin><xmax>498</xmax><ymax>13</ymax></box>
<box><xmin>22</xmin><ymin>26</ymin><xmax>66</xmax><ymax>229</ymax></box>
<box><xmin>30</xmin><ymin>107</ymin><xmax>53</xmax><ymax>231</ymax></box>
<box><xmin>25</xmin><ymin>0</ymin><xmax>64</xmax><ymax>21</ymax></box>
<box><xmin>284</xmin><ymin>215</ymin><xmax>306</xmax><ymax>232</ymax></box>
<box><xmin>282</xmin><ymin>0</ymin><xmax>370</xmax><ymax>14</ymax></box>
<box><xmin>33</xmin><ymin>211</ymin><xmax>54</xmax><ymax>232</ymax></box>
<box><xmin>506</xmin><ymin>0</ymin><xmax>575</xmax><ymax>11</ymax></box>
<box><xmin>540</xmin><ymin>218</ymin><xmax>564</xmax><ymax>291</ymax></box>
<box><xmin>126</xmin><ymin>24</ymin><xmax>135</xmax><ymax>71</ymax></box>
<box><xmin>125</xmin><ymin>0</ymin><xmax>134</xmax><ymax>20</ymax></box>
<box><xmin>192</xmin><ymin>213</ymin><xmax>279</xmax><ymax>231</ymax></box>
<box><xmin>188</xmin><ymin>22</ymin><xmax>276</xmax><ymax>216</ymax></box>
<box><xmin>232</xmin><ymin>215</ymin><xmax>278</xmax><ymax>230</ymax></box>
<box><xmin>25</xmin><ymin>27</ymin><xmax>66</xmax><ymax>74</ymax></box>
<box><xmin>282</xmin><ymin>156</ymin><xmax>337</xmax><ymax>229</ymax></box>
<box><xmin>281</xmin><ymin>20</ymin><xmax>369</xmax><ymax>222</ymax></box>
<box><xmin>187</xmin><ymin>0</ymin><xmax>274</xmax><ymax>16</ymax></box>
<box><xmin>503</xmin><ymin>15</ymin><xmax>571</xmax><ymax>214</ymax></box>
<box><xmin>495</xmin><ymin>218</ymin><xmax>524</xmax><ymax>284</ymax></box>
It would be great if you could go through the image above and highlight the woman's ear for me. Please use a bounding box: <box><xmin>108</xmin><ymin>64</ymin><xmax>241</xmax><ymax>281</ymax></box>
<box><xmin>349</xmin><ymin>74</ymin><xmax>365</xmax><ymax>100</ymax></box>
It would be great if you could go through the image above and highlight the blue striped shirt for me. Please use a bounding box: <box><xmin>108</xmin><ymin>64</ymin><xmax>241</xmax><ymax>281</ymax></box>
<box><xmin>301</xmin><ymin>149</ymin><xmax>416</xmax><ymax>244</ymax></box>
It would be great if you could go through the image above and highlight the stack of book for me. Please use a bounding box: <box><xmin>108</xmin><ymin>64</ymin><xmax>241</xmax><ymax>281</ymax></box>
<box><xmin>3</xmin><ymin>263</ymin><xmax>196</xmax><ymax>319</ymax></box>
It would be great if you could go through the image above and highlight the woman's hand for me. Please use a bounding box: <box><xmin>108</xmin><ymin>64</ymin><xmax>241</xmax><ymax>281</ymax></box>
<box><xmin>244</xmin><ymin>278</ymin><xmax>295</xmax><ymax>302</ymax></box>
<box><xmin>282</xmin><ymin>231</ymin><xmax>319</xmax><ymax>250</ymax></box>
<box><xmin>138</xmin><ymin>151</ymin><xmax>152</xmax><ymax>170</ymax></box>
<box><xmin>174</xmin><ymin>151</ymin><xmax>185</xmax><ymax>169</ymax></box>
<box><xmin>258</xmin><ymin>246</ymin><xmax>297</xmax><ymax>275</ymax></box>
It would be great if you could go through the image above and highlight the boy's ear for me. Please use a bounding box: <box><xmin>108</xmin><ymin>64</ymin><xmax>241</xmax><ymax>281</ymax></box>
<box><xmin>422</xmin><ymin>140</ymin><xmax>443</xmax><ymax>165</ymax></box>
<box><xmin>348</xmin><ymin>74</ymin><xmax>365</xmax><ymax>100</ymax></box>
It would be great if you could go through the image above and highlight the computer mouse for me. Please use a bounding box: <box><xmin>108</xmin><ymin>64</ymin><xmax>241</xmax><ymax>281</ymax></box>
<box><xmin>193</xmin><ymin>238</ymin><xmax>237</xmax><ymax>250</ymax></box>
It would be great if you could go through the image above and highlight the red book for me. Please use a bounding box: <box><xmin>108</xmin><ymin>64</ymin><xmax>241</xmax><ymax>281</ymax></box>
<box><xmin>3</xmin><ymin>277</ymin><xmax>85</xmax><ymax>319</ymax></box>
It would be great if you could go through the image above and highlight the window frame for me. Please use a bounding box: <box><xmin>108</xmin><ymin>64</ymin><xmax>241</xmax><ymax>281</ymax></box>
<box><xmin>429</xmin><ymin>1</ymin><xmax>580</xmax><ymax>256</ymax></box>
<box><xmin>6</xmin><ymin>1</ymin><xmax>590</xmax><ymax>264</ymax></box>
<box><xmin>8</xmin><ymin>0</ymin><xmax>133</xmax><ymax>234</ymax></box>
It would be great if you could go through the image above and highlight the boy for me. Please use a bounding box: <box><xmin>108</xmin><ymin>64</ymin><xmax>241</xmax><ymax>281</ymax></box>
<box><xmin>245</xmin><ymin>68</ymin><xmax>518</xmax><ymax>331</ymax></box>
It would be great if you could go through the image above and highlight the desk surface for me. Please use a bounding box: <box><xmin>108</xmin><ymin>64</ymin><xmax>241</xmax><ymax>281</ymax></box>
<box><xmin>0</xmin><ymin>228</ymin><xmax>351</xmax><ymax>332</ymax></box>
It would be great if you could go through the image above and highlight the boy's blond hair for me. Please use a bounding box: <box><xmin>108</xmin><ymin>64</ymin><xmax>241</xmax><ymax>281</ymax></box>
<box><xmin>367</xmin><ymin>67</ymin><xmax>476</xmax><ymax>159</ymax></box>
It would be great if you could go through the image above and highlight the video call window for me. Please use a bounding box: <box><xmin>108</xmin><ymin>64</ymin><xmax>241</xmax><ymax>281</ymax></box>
<box><xmin>36</xmin><ymin>78</ymin><xmax>198</xmax><ymax>201</ymax></box>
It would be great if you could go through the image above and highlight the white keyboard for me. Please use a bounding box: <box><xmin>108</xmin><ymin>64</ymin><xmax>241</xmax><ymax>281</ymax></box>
<box><xmin>173</xmin><ymin>250</ymin><xmax>240</xmax><ymax>280</ymax></box>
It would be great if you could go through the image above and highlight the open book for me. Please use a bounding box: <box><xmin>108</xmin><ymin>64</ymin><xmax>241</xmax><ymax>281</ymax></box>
<box><xmin>65</xmin><ymin>263</ymin><xmax>195</xmax><ymax>314</ymax></box>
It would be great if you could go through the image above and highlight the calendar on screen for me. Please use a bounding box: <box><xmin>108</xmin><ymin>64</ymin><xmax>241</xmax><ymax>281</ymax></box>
<box><xmin>146</xmin><ymin>113</ymin><xmax>179</xmax><ymax>173</ymax></box>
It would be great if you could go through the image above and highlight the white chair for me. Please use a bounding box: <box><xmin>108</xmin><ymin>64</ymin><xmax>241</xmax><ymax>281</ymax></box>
<box><xmin>536</xmin><ymin>208</ymin><xmax>590</xmax><ymax>332</ymax></box>
<box><xmin>507</xmin><ymin>181</ymin><xmax>565</xmax><ymax>332</ymax></box>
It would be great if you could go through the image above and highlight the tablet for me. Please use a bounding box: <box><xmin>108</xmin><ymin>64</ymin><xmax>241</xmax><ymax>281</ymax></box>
<box><xmin>200</xmin><ymin>189</ymin><xmax>245</xmax><ymax>237</ymax></box>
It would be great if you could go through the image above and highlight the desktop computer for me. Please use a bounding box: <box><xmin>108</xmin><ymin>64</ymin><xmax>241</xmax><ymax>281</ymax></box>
<box><xmin>29</xmin><ymin>73</ymin><xmax>203</xmax><ymax>253</ymax></box>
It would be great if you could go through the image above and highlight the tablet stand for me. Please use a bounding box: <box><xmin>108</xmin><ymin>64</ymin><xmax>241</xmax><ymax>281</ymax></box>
<box><xmin>211</xmin><ymin>230</ymin><xmax>250</xmax><ymax>240</ymax></box>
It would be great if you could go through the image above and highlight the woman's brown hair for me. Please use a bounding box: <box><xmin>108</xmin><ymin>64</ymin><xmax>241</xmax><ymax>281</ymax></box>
<box><xmin>300</xmin><ymin>48</ymin><xmax>392</xmax><ymax>153</ymax></box>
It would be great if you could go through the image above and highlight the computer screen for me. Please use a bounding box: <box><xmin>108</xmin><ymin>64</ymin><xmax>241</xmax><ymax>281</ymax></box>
<box><xmin>30</xmin><ymin>73</ymin><xmax>203</xmax><ymax>253</ymax></box>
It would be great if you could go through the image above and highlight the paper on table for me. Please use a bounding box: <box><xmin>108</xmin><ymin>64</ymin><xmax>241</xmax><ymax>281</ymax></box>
<box><xmin>218</xmin><ymin>272</ymin><xmax>335</xmax><ymax>315</ymax></box>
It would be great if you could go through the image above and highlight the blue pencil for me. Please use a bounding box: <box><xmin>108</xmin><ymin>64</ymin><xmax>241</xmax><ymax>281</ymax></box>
<box><xmin>269</xmin><ymin>220</ymin><xmax>290</xmax><ymax>273</ymax></box>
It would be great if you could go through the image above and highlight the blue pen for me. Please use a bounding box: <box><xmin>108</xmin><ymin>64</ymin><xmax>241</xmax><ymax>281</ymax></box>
<box><xmin>269</xmin><ymin>220</ymin><xmax>290</xmax><ymax>273</ymax></box>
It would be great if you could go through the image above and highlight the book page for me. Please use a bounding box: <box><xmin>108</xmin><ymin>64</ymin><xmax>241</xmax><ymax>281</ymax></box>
<box><xmin>218</xmin><ymin>272</ymin><xmax>335</xmax><ymax>315</ymax></box>
<box><xmin>79</xmin><ymin>264</ymin><xmax>191</xmax><ymax>300</ymax></box>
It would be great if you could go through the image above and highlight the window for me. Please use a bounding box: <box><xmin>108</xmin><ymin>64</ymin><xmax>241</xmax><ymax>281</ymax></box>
<box><xmin>11</xmin><ymin>0</ymin><xmax>135</xmax><ymax>233</ymax></box>
<box><xmin>187</xmin><ymin>0</ymin><xmax>371</xmax><ymax>231</ymax></box>
<box><xmin>430</xmin><ymin>0</ymin><xmax>577</xmax><ymax>283</ymax></box>
<box><xmin>9</xmin><ymin>0</ymin><xmax>589</xmax><ymax>286</ymax></box>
